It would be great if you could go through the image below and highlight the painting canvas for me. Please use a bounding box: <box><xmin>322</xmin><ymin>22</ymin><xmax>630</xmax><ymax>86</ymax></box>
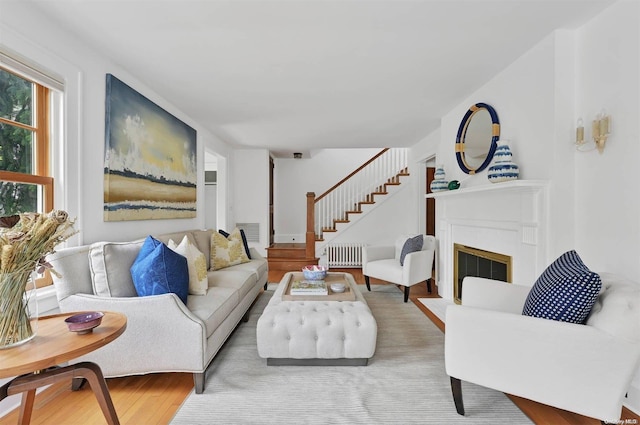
<box><xmin>103</xmin><ymin>74</ymin><xmax>197</xmax><ymax>221</ymax></box>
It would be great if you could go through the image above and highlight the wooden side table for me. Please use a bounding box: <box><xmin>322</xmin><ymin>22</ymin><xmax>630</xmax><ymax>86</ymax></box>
<box><xmin>0</xmin><ymin>311</ymin><xmax>127</xmax><ymax>425</ymax></box>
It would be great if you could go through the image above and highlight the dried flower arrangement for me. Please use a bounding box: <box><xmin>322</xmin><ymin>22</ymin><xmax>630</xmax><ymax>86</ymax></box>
<box><xmin>0</xmin><ymin>210</ymin><xmax>76</xmax><ymax>348</ymax></box>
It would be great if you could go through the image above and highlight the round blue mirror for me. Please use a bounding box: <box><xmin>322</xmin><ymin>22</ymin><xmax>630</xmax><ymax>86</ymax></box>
<box><xmin>455</xmin><ymin>103</ymin><xmax>500</xmax><ymax>174</ymax></box>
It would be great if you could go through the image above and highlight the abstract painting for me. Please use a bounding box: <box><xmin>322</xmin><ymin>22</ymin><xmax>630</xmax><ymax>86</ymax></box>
<box><xmin>103</xmin><ymin>74</ymin><xmax>197</xmax><ymax>221</ymax></box>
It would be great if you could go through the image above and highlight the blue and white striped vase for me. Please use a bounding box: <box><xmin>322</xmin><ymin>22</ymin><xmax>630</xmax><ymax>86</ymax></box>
<box><xmin>430</xmin><ymin>165</ymin><xmax>449</xmax><ymax>192</ymax></box>
<box><xmin>487</xmin><ymin>140</ymin><xmax>519</xmax><ymax>183</ymax></box>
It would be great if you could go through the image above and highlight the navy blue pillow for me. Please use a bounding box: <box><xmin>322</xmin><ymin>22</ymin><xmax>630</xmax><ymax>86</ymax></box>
<box><xmin>522</xmin><ymin>250</ymin><xmax>601</xmax><ymax>324</ymax></box>
<box><xmin>130</xmin><ymin>236</ymin><xmax>189</xmax><ymax>304</ymax></box>
<box><xmin>400</xmin><ymin>235</ymin><xmax>423</xmax><ymax>266</ymax></box>
<box><xmin>218</xmin><ymin>228</ymin><xmax>252</xmax><ymax>259</ymax></box>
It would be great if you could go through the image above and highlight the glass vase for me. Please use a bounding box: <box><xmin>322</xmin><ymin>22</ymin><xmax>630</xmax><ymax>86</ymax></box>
<box><xmin>0</xmin><ymin>270</ymin><xmax>38</xmax><ymax>349</ymax></box>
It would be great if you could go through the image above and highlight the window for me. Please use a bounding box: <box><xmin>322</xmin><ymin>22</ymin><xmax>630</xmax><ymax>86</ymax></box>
<box><xmin>0</xmin><ymin>66</ymin><xmax>53</xmax><ymax>215</ymax></box>
<box><xmin>0</xmin><ymin>53</ymin><xmax>63</xmax><ymax>289</ymax></box>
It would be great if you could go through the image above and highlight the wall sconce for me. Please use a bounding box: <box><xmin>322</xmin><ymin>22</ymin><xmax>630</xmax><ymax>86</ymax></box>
<box><xmin>576</xmin><ymin>110</ymin><xmax>611</xmax><ymax>154</ymax></box>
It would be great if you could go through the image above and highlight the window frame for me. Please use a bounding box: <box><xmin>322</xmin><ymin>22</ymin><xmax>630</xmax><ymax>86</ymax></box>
<box><xmin>0</xmin><ymin>74</ymin><xmax>53</xmax><ymax>212</ymax></box>
<box><xmin>0</xmin><ymin>66</ymin><xmax>55</xmax><ymax>288</ymax></box>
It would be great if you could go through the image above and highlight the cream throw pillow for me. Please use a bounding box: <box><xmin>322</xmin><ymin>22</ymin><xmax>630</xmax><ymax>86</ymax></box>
<box><xmin>168</xmin><ymin>235</ymin><xmax>208</xmax><ymax>295</ymax></box>
<box><xmin>210</xmin><ymin>228</ymin><xmax>250</xmax><ymax>271</ymax></box>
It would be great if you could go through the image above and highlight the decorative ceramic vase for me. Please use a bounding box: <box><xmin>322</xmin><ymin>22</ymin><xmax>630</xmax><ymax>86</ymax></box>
<box><xmin>487</xmin><ymin>140</ymin><xmax>519</xmax><ymax>183</ymax></box>
<box><xmin>0</xmin><ymin>270</ymin><xmax>37</xmax><ymax>349</ymax></box>
<box><xmin>430</xmin><ymin>165</ymin><xmax>449</xmax><ymax>192</ymax></box>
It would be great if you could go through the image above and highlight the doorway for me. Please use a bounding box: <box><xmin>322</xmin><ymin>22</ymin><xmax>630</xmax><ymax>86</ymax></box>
<box><xmin>425</xmin><ymin>162</ymin><xmax>435</xmax><ymax>236</ymax></box>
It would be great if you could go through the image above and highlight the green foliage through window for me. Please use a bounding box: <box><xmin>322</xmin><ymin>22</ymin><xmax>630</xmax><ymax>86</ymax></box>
<box><xmin>0</xmin><ymin>67</ymin><xmax>39</xmax><ymax>215</ymax></box>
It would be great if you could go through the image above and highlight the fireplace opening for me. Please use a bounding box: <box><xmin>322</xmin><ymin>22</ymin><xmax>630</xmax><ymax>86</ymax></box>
<box><xmin>453</xmin><ymin>243</ymin><xmax>512</xmax><ymax>304</ymax></box>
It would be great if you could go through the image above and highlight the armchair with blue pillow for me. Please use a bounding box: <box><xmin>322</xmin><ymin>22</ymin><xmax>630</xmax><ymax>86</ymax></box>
<box><xmin>445</xmin><ymin>250</ymin><xmax>640</xmax><ymax>423</ymax></box>
<box><xmin>362</xmin><ymin>234</ymin><xmax>436</xmax><ymax>302</ymax></box>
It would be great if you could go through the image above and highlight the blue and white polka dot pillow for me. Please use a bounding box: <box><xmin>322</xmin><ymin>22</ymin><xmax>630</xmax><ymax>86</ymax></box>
<box><xmin>522</xmin><ymin>250</ymin><xmax>601</xmax><ymax>324</ymax></box>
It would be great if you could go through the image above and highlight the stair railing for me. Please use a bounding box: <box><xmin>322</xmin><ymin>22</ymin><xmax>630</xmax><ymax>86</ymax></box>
<box><xmin>305</xmin><ymin>148</ymin><xmax>409</xmax><ymax>258</ymax></box>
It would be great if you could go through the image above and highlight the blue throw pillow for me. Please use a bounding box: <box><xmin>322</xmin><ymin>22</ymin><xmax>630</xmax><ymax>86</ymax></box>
<box><xmin>130</xmin><ymin>236</ymin><xmax>189</xmax><ymax>304</ymax></box>
<box><xmin>400</xmin><ymin>235</ymin><xmax>423</xmax><ymax>266</ymax></box>
<box><xmin>218</xmin><ymin>228</ymin><xmax>252</xmax><ymax>259</ymax></box>
<box><xmin>522</xmin><ymin>250</ymin><xmax>601</xmax><ymax>324</ymax></box>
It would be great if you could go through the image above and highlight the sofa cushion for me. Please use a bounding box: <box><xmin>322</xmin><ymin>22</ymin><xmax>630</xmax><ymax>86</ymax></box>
<box><xmin>130</xmin><ymin>236</ymin><xmax>189</xmax><ymax>304</ymax></box>
<box><xmin>586</xmin><ymin>272</ymin><xmax>640</xmax><ymax>342</ymax></box>
<box><xmin>168</xmin><ymin>235</ymin><xmax>208</xmax><ymax>295</ymax></box>
<box><xmin>207</xmin><ymin>269</ymin><xmax>257</xmax><ymax>302</ymax></box>
<box><xmin>210</xmin><ymin>228</ymin><xmax>250</xmax><ymax>271</ymax></box>
<box><xmin>190</xmin><ymin>229</ymin><xmax>214</xmax><ymax>269</ymax></box>
<box><xmin>522</xmin><ymin>250</ymin><xmax>602</xmax><ymax>324</ymax></box>
<box><xmin>219</xmin><ymin>228</ymin><xmax>252</xmax><ymax>259</ymax></box>
<box><xmin>222</xmin><ymin>257</ymin><xmax>268</xmax><ymax>282</ymax></box>
<box><xmin>400</xmin><ymin>235</ymin><xmax>423</xmax><ymax>266</ymax></box>
<box><xmin>154</xmin><ymin>231</ymin><xmax>196</xmax><ymax>247</ymax></box>
<box><xmin>187</xmin><ymin>286</ymin><xmax>239</xmax><ymax>338</ymax></box>
<box><xmin>365</xmin><ymin>259</ymin><xmax>403</xmax><ymax>284</ymax></box>
<box><xmin>89</xmin><ymin>240</ymin><xmax>143</xmax><ymax>297</ymax></box>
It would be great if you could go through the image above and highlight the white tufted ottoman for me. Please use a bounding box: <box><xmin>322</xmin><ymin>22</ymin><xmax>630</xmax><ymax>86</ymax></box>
<box><xmin>256</xmin><ymin>272</ymin><xmax>377</xmax><ymax>365</ymax></box>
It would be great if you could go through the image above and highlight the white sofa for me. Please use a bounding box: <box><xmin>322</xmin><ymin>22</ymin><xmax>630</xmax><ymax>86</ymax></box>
<box><xmin>47</xmin><ymin>229</ymin><xmax>268</xmax><ymax>394</ymax></box>
<box><xmin>445</xmin><ymin>274</ymin><xmax>640</xmax><ymax>423</ymax></box>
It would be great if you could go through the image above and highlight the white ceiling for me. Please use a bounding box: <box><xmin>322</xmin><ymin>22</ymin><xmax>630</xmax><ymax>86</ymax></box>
<box><xmin>27</xmin><ymin>0</ymin><xmax>612</xmax><ymax>158</ymax></box>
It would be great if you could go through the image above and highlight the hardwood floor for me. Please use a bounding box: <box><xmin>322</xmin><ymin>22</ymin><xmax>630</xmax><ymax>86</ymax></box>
<box><xmin>2</xmin><ymin>268</ymin><xmax>638</xmax><ymax>424</ymax></box>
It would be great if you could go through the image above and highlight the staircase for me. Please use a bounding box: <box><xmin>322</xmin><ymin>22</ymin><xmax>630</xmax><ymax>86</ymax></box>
<box><xmin>266</xmin><ymin>243</ymin><xmax>318</xmax><ymax>271</ymax></box>
<box><xmin>267</xmin><ymin>148</ymin><xmax>409</xmax><ymax>271</ymax></box>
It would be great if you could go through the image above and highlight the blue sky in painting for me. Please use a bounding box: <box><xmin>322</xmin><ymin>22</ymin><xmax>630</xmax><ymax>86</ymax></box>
<box><xmin>104</xmin><ymin>74</ymin><xmax>197</xmax><ymax>185</ymax></box>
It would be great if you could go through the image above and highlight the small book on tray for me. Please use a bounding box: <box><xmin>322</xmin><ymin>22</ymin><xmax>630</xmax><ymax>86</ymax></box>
<box><xmin>290</xmin><ymin>279</ymin><xmax>328</xmax><ymax>296</ymax></box>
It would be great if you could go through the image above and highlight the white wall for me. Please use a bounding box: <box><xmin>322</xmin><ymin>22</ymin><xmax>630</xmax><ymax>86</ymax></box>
<box><xmin>411</xmin><ymin>0</ymin><xmax>640</xmax><ymax>413</ymax></box>
<box><xmin>574</xmin><ymin>0</ymin><xmax>640</xmax><ymax>412</ymax></box>
<box><xmin>0</xmin><ymin>2</ymin><xmax>232</xmax><ymax>247</ymax></box>
<box><xmin>273</xmin><ymin>148</ymin><xmax>380</xmax><ymax>242</ymax></box>
<box><xmin>431</xmin><ymin>31</ymin><xmax>578</xmax><ymax>262</ymax></box>
<box><xmin>204</xmin><ymin>185</ymin><xmax>217</xmax><ymax>229</ymax></box>
<box><xmin>575</xmin><ymin>1</ymin><xmax>640</xmax><ymax>280</ymax></box>
<box><xmin>231</xmin><ymin>149</ymin><xmax>270</xmax><ymax>256</ymax></box>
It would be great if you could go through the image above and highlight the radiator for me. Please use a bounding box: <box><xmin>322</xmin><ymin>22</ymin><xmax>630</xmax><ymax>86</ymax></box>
<box><xmin>326</xmin><ymin>243</ymin><xmax>366</xmax><ymax>268</ymax></box>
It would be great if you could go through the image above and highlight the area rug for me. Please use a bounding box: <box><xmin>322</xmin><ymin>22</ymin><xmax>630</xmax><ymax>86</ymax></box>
<box><xmin>171</xmin><ymin>284</ymin><xmax>532</xmax><ymax>425</ymax></box>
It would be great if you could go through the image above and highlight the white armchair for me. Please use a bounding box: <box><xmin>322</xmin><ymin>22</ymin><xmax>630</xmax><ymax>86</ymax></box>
<box><xmin>362</xmin><ymin>235</ymin><xmax>436</xmax><ymax>302</ymax></box>
<box><xmin>445</xmin><ymin>275</ymin><xmax>640</xmax><ymax>423</ymax></box>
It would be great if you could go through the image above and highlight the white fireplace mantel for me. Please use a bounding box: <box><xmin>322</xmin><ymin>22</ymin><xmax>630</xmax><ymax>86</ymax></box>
<box><xmin>426</xmin><ymin>180</ymin><xmax>550</xmax><ymax>301</ymax></box>
<box><xmin>425</xmin><ymin>180</ymin><xmax>548</xmax><ymax>200</ymax></box>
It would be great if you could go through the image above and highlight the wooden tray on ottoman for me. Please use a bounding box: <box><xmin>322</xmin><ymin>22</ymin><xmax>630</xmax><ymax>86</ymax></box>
<box><xmin>282</xmin><ymin>272</ymin><xmax>357</xmax><ymax>301</ymax></box>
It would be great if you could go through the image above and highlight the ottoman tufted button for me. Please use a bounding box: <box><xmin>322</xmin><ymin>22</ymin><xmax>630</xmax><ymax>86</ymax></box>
<box><xmin>314</xmin><ymin>336</ymin><xmax>318</xmax><ymax>340</ymax></box>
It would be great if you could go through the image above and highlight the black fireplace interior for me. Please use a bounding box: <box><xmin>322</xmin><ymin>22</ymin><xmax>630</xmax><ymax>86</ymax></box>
<box><xmin>456</xmin><ymin>248</ymin><xmax>509</xmax><ymax>302</ymax></box>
